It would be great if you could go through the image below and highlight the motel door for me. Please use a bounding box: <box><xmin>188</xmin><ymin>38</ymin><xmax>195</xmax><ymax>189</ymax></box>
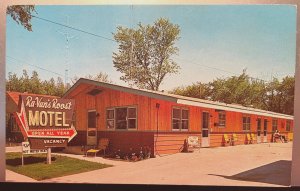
<box><xmin>87</xmin><ymin>110</ymin><xmax>97</xmax><ymax>145</ymax></box>
<box><xmin>201</xmin><ymin>112</ymin><xmax>210</xmax><ymax>147</ymax></box>
<box><xmin>263</xmin><ymin>119</ymin><xmax>268</xmax><ymax>143</ymax></box>
<box><xmin>257</xmin><ymin>118</ymin><xmax>262</xmax><ymax>143</ymax></box>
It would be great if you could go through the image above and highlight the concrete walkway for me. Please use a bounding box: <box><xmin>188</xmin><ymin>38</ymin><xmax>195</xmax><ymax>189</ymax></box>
<box><xmin>6</xmin><ymin>170</ymin><xmax>37</xmax><ymax>182</ymax></box>
<box><xmin>6</xmin><ymin>142</ymin><xmax>293</xmax><ymax>186</ymax></box>
<box><xmin>54</xmin><ymin>153</ymin><xmax>129</xmax><ymax>166</ymax></box>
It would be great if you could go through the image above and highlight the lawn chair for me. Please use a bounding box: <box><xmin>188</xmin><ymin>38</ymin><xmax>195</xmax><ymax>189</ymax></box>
<box><xmin>86</xmin><ymin>138</ymin><xmax>109</xmax><ymax>157</ymax></box>
<box><xmin>246</xmin><ymin>133</ymin><xmax>252</xmax><ymax>144</ymax></box>
<box><xmin>232</xmin><ymin>133</ymin><xmax>238</xmax><ymax>145</ymax></box>
<box><xmin>187</xmin><ymin>136</ymin><xmax>201</xmax><ymax>152</ymax></box>
<box><xmin>223</xmin><ymin>134</ymin><xmax>231</xmax><ymax>146</ymax></box>
<box><xmin>251</xmin><ymin>133</ymin><xmax>257</xmax><ymax>144</ymax></box>
<box><xmin>288</xmin><ymin>133</ymin><xmax>293</xmax><ymax>141</ymax></box>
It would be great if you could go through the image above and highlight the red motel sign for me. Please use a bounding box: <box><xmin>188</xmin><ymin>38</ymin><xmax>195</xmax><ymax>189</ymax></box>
<box><xmin>14</xmin><ymin>95</ymin><xmax>77</xmax><ymax>148</ymax></box>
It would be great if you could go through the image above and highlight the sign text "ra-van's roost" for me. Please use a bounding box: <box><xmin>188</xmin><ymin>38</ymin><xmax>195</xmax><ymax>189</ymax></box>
<box><xmin>25</xmin><ymin>96</ymin><xmax>72</xmax><ymax>110</ymax></box>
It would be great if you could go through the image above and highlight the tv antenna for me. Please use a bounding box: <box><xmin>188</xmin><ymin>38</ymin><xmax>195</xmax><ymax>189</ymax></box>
<box><xmin>57</xmin><ymin>15</ymin><xmax>78</xmax><ymax>86</ymax></box>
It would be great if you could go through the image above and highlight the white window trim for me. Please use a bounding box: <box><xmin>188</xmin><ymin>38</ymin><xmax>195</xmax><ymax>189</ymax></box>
<box><xmin>242</xmin><ymin>116</ymin><xmax>251</xmax><ymax>131</ymax></box>
<box><xmin>106</xmin><ymin>106</ymin><xmax>137</xmax><ymax>131</ymax></box>
<box><xmin>106</xmin><ymin>109</ymin><xmax>115</xmax><ymax>130</ymax></box>
<box><xmin>172</xmin><ymin>107</ymin><xmax>189</xmax><ymax>131</ymax></box>
<box><xmin>127</xmin><ymin>107</ymin><xmax>138</xmax><ymax>130</ymax></box>
<box><xmin>217</xmin><ymin>112</ymin><xmax>226</xmax><ymax>128</ymax></box>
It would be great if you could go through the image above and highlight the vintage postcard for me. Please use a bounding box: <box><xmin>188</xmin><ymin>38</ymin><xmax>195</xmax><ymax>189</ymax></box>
<box><xmin>2</xmin><ymin>0</ymin><xmax>300</xmax><ymax>188</ymax></box>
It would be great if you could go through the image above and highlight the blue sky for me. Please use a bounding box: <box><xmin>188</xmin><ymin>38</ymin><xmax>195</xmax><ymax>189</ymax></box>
<box><xmin>6</xmin><ymin>5</ymin><xmax>297</xmax><ymax>91</ymax></box>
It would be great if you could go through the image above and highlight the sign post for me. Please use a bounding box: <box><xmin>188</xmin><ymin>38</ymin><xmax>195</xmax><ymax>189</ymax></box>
<box><xmin>15</xmin><ymin>95</ymin><xmax>77</xmax><ymax>165</ymax></box>
<box><xmin>47</xmin><ymin>148</ymin><xmax>51</xmax><ymax>164</ymax></box>
<box><xmin>21</xmin><ymin>154</ymin><xmax>24</xmax><ymax>166</ymax></box>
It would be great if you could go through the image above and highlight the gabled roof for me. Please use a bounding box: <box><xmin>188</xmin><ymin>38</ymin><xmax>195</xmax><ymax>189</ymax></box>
<box><xmin>63</xmin><ymin>78</ymin><xmax>294</xmax><ymax>120</ymax></box>
<box><xmin>6</xmin><ymin>91</ymin><xmax>58</xmax><ymax>105</ymax></box>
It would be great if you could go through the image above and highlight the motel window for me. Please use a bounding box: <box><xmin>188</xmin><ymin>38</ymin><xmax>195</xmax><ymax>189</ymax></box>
<box><xmin>116</xmin><ymin>108</ymin><xmax>128</xmax><ymax>129</ymax></box>
<box><xmin>106</xmin><ymin>109</ymin><xmax>115</xmax><ymax>129</ymax></box>
<box><xmin>218</xmin><ymin>111</ymin><xmax>226</xmax><ymax>127</ymax></box>
<box><xmin>106</xmin><ymin>106</ymin><xmax>137</xmax><ymax>130</ymax></box>
<box><xmin>127</xmin><ymin>107</ymin><xmax>137</xmax><ymax>129</ymax></box>
<box><xmin>9</xmin><ymin>114</ymin><xmax>19</xmax><ymax>132</ymax></box>
<box><xmin>242</xmin><ymin>116</ymin><xmax>251</xmax><ymax>131</ymax></box>
<box><xmin>72</xmin><ymin>111</ymin><xmax>76</xmax><ymax>127</ymax></box>
<box><xmin>286</xmin><ymin>120</ymin><xmax>291</xmax><ymax>132</ymax></box>
<box><xmin>272</xmin><ymin>119</ymin><xmax>278</xmax><ymax>132</ymax></box>
<box><xmin>172</xmin><ymin>107</ymin><xmax>189</xmax><ymax>131</ymax></box>
<box><xmin>172</xmin><ymin>108</ymin><xmax>181</xmax><ymax>130</ymax></box>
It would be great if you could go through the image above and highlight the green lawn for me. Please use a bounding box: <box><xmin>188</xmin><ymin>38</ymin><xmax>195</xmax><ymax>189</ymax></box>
<box><xmin>6</xmin><ymin>152</ymin><xmax>112</xmax><ymax>180</ymax></box>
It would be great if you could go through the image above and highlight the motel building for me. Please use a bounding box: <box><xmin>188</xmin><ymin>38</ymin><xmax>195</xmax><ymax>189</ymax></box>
<box><xmin>6</xmin><ymin>78</ymin><xmax>294</xmax><ymax>157</ymax></box>
<box><xmin>60</xmin><ymin>78</ymin><xmax>294</xmax><ymax>157</ymax></box>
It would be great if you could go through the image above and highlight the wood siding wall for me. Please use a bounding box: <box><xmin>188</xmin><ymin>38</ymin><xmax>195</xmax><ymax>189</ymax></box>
<box><xmin>6</xmin><ymin>94</ymin><xmax>22</xmax><ymax>141</ymax></box>
<box><xmin>65</xmin><ymin>83</ymin><xmax>294</xmax><ymax>155</ymax></box>
<box><xmin>97</xmin><ymin>131</ymin><xmax>155</xmax><ymax>157</ymax></box>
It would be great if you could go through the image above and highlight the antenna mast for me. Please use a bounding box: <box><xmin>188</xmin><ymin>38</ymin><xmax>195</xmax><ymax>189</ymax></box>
<box><xmin>57</xmin><ymin>15</ymin><xmax>77</xmax><ymax>86</ymax></box>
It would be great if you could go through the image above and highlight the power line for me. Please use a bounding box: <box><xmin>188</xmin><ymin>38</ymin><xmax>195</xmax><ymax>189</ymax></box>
<box><xmin>7</xmin><ymin>54</ymin><xmax>273</xmax><ymax>85</ymax></box>
<box><xmin>14</xmin><ymin>15</ymin><xmax>291</xmax><ymax>84</ymax></box>
<box><xmin>6</xmin><ymin>55</ymin><xmax>68</xmax><ymax>79</ymax></box>
<box><xmin>6</xmin><ymin>55</ymin><xmax>116</xmax><ymax>85</ymax></box>
<box><xmin>31</xmin><ymin>15</ymin><xmax>116</xmax><ymax>42</ymax></box>
<box><xmin>175</xmin><ymin>57</ymin><xmax>271</xmax><ymax>83</ymax></box>
<box><xmin>176</xmin><ymin>57</ymin><xmax>238</xmax><ymax>75</ymax></box>
<box><xmin>31</xmin><ymin>14</ymin><xmax>270</xmax><ymax>83</ymax></box>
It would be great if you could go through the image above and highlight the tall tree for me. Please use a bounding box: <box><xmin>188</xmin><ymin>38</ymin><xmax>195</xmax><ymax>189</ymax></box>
<box><xmin>6</xmin><ymin>70</ymin><xmax>68</xmax><ymax>97</ymax></box>
<box><xmin>170</xmin><ymin>71</ymin><xmax>295</xmax><ymax>115</ymax></box>
<box><xmin>55</xmin><ymin>77</ymin><xmax>66</xmax><ymax>97</ymax></box>
<box><xmin>113</xmin><ymin>18</ymin><xmax>180</xmax><ymax>91</ymax></box>
<box><xmin>208</xmin><ymin>72</ymin><xmax>254</xmax><ymax>105</ymax></box>
<box><xmin>169</xmin><ymin>82</ymin><xmax>210</xmax><ymax>99</ymax></box>
<box><xmin>264</xmin><ymin>76</ymin><xmax>295</xmax><ymax>115</ymax></box>
<box><xmin>6</xmin><ymin>5</ymin><xmax>36</xmax><ymax>31</ymax></box>
<box><xmin>6</xmin><ymin>72</ymin><xmax>21</xmax><ymax>92</ymax></box>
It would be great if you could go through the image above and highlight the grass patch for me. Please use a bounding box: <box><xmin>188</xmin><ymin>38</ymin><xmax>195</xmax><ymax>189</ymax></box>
<box><xmin>6</xmin><ymin>152</ymin><xmax>112</xmax><ymax>180</ymax></box>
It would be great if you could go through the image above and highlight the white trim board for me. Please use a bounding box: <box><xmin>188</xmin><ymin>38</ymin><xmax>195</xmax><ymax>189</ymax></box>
<box><xmin>177</xmin><ymin>99</ymin><xmax>294</xmax><ymax>120</ymax></box>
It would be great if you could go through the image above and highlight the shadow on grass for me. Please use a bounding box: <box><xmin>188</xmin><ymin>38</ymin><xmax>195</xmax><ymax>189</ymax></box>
<box><xmin>208</xmin><ymin>160</ymin><xmax>291</xmax><ymax>186</ymax></box>
<box><xmin>7</xmin><ymin>156</ymin><xmax>57</xmax><ymax>166</ymax></box>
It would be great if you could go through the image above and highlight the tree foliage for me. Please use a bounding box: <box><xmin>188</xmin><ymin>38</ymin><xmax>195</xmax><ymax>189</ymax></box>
<box><xmin>171</xmin><ymin>82</ymin><xmax>210</xmax><ymax>99</ymax></box>
<box><xmin>6</xmin><ymin>70</ymin><xmax>68</xmax><ymax>97</ymax></box>
<box><xmin>263</xmin><ymin>76</ymin><xmax>295</xmax><ymax>114</ymax></box>
<box><xmin>6</xmin><ymin>70</ymin><xmax>113</xmax><ymax>97</ymax></box>
<box><xmin>72</xmin><ymin>72</ymin><xmax>112</xmax><ymax>84</ymax></box>
<box><xmin>6</xmin><ymin>5</ymin><xmax>36</xmax><ymax>31</ymax></box>
<box><xmin>113</xmin><ymin>18</ymin><xmax>180</xmax><ymax>91</ymax></box>
<box><xmin>207</xmin><ymin>72</ymin><xmax>266</xmax><ymax>107</ymax></box>
<box><xmin>170</xmin><ymin>72</ymin><xmax>295</xmax><ymax>115</ymax></box>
